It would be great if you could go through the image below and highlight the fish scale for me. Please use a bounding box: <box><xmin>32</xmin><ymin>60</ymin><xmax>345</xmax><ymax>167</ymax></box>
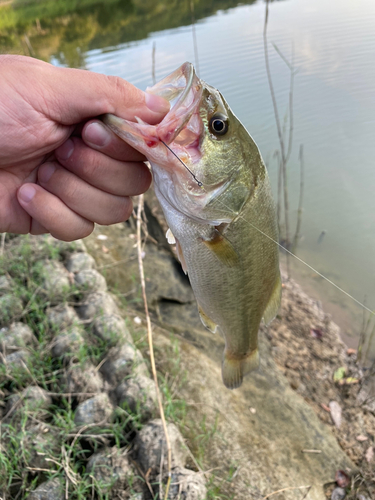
<box><xmin>103</xmin><ymin>62</ymin><xmax>281</xmax><ymax>389</ymax></box>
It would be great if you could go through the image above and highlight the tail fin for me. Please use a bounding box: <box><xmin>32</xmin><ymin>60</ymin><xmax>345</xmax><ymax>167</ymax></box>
<box><xmin>222</xmin><ymin>349</ymin><xmax>260</xmax><ymax>390</ymax></box>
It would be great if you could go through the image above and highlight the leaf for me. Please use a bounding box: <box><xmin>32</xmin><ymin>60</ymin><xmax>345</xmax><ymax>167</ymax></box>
<box><xmin>335</xmin><ymin>470</ymin><xmax>350</xmax><ymax>488</ymax></box>
<box><xmin>333</xmin><ymin>367</ymin><xmax>346</xmax><ymax>382</ymax></box>
<box><xmin>365</xmin><ymin>446</ymin><xmax>374</xmax><ymax>463</ymax></box>
<box><xmin>329</xmin><ymin>401</ymin><xmax>342</xmax><ymax>428</ymax></box>
<box><xmin>356</xmin><ymin>435</ymin><xmax>368</xmax><ymax>442</ymax></box>
<box><xmin>310</xmin><ymin>328</ymin><xmax>323</xmax><ymax>339</ymax></box>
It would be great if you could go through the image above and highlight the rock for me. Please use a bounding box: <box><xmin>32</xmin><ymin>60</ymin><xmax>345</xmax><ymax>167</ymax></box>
<box><xmin>357</xmin><ymin>376</ymin><xmax>375</xmax><ymax>414</ymax></box>
<box><xmin>1</xmin><ymin>349</ymin><xmax>30</xmax><ymax>370</ymax></box>
<box><xmin>150</xmin><ymin>332</ymin><xmax>355</xmax><ymax>500</ymax></box>
<box><xmin>74</xmin><ymin>269</ymin><xmax>107</xmax><ymax>293</ymax></box>
<box><xmin>6</xmin><ymin>386</ymin><xmax>51</xmax><ymax>416</ymax></box>
<box><xmin>0</xmin><ymin>322</ymin><xmax>35</xmax><ymax>352</ymax></box>
<box><xmin>87</xmin><ymin>446</ymin><xmax>138</xmax><ymax>493</ymax></box>
<box><xmin>46</xmin><ymin>236</ymin><xmax>87</xmax><ymax>256</ymax></box>
<box><xmin>28</xmin><ymin>477</ymin><xmax>64</xmax><ymax>500</ymax></box>
<box><xmin>65</xmin><ymin>252</ymin><xmax>95</xmax><ymax>273</ymax></box>
<box><xmin>63</xmin><ymin>362</ymin><xmax>104</xmax><ymax>400</ymax></box>
<box><xmin>74</xmin><ymin>393</ymin><xmax>114</xmax><ymax>425</ymax></box>
<box><xmin>92</xmin><ymin>314</ymin><xmax>132</xmax><ymax>346</ymax></box>
<box><xmin>116</xmin><ymin>375</ymin><xmax>157</xmax><ymax>419</ymax></box>
<box><xmin>329</xmin><ymin>401</ymin><xmax>342</xmax><ymax>428</ymax></box>
<box><xmin>21</xmin><ymin>386</ymin><xmax>52</xmax><ymax>410</ymax></box>
<box><xmin>0</xmin><ymin>294</ymin><xmax>23</xmax><ymax>325</ymax></box>
<box><xmin>135</xmin><ymin>419</ymin><xmax>188</xmax><ymax>476</ymax></box>
<box><xmin>76</xmin><ymin>292</ymin><xmax>119</xmax><ymax>321</ymax></box>
<box><xmin>41</xmin><ymin>260</ymin><xmax>71</xmax><ymax>304</ymax></box>
<box><xmin>167</xmin><ymin>467</ymin><xmax>207</xmax><ymax>500</ymax></box>
<box><xmin>331</xmin><ymin>487</ymin><xmax>346</xmax><ymax>500</ymax></box>
<box><xmin>0</xmin><ymin>275</ymin><xmax>12</xmax><ymax>294</ymax></box>
<box><xmin>50</xmin><ymin>328</ymin><xmax>84</xmax><ymax>358</ymax></box>
<box><xmin>356</xmin><ymin>493</ymin><xmax>371</xmax><ymax>500</ymax></box>
<box><xmin>24</xmin><ymin>423</ymin><xmax>59</xmax><ymax>470</ymax></box>
<box><xmin>47</xmin><ymin>304</ymin><xmax>80</xmax><ymax>331</ymax></box>
<box><xmin>100</xmin><ymin>344</ymin><xmax>148</xmax><ymax>385</ymax></box>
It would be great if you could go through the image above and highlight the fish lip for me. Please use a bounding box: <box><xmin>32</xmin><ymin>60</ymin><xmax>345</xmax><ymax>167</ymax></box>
<box><xmin>146</xmin><ymin>62</ymin><xmax>196</xmax><ymax>107</ymax></box>
<box><xmin>147</xmin><ymin>62</ymin><xmax>203</xmax><ymax>145</ymax></box>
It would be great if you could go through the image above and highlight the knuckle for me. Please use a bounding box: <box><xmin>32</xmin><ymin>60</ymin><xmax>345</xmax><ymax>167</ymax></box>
<box><xmin>96</xmin><ymin>198</ymin><xmax>133</xmax><ymax>225</ymax></box>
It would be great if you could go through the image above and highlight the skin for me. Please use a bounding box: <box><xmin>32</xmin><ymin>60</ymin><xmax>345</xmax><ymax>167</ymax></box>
<box><xmin>104</xmin><ymin>63</ymin><xmax>281</xmax><ymax>388</ymax></box>
<box><xmin>0</xmin><ymin>55</ymin><xmax>169</xmax><ymax>241</ymax></box>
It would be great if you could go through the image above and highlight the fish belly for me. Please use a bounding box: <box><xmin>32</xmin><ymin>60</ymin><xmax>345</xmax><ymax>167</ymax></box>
<box><xmin>155</xmin><ymin>181</ymin><xmax>281</xmax><ymax>389</ymax></box>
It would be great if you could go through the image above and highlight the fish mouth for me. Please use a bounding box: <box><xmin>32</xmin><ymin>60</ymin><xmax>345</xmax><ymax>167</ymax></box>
<box><xmin>147</xmin><ymin>62</ymin><xmax>203</xmax><ymax>146</ymax></box>
<box><xmin>102</xmin><ymin>62</ymin><xmax>204</xmax><ymax>182</ymax></box>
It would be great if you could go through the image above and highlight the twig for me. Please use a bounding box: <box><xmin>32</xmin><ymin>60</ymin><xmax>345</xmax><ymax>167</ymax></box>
<box><xmin>190</xmin><ymin>0</ymin><xmax>200</xmax><ymax>75</ymax></box>
<box><xmin>292</xmin><ymin>144</ymin><xmax>305</xmax><ymax>253</ymax></box>
<box><xmin>301</xmin><ymin>449</ymin><xmax>321</xmax><ymax>453</ymax></box>
<box><xmin>152</xmin><ymin>41</ymin><xmax>156</xmax><ymax>85</ymax></box>
<box><xmin>136</xmin><ymin>195</ymin><xmax>172</xmax><ymax>500</ymax></box>
<box><xmin>275</xmin><ymin>150</ymin><xmax>282</xmax><ymax>230</ymax></box>
<box><xmin>262</xmin><ymin>484</ymin><xmax>311</xmax><ymax>499</ymax></box>
<box><xmin>0</xmin><ymin>233</ymin><xmax>5</xmax><ymax>256</ymax></box>
<box><xmin>263</xmin><ymin>1</ymin><xmax>301</xmax><ymax>276</ymax></box>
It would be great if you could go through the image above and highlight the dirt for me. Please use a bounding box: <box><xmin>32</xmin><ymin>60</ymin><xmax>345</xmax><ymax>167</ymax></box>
<box><xmin>265</xmin><ymin>271</ymin><xmax>375</xmax><ymax>496</ymax></box>
<box><xmin>84</xmin><ymin>190</ymin><xmax>375</xmax><ymax>498</ymax></box>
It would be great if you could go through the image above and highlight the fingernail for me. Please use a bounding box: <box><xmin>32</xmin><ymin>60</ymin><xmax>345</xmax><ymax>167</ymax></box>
<box><xmin>56</xmin><ymin>138</ymin><xmax>74</xmax><ymax>160</ymax></box>
<box><xmin>84</xmin><ymin>122</ymin><xmax>111</xmax><ymax>147</ymax></box>
<box><xmin>18</xmin><ymin>184</ymin><xmax>36</xmax><ymax>203</ymax></box>
<box><xmin>38</xmin><ymin>163</ymin><xmax>56</xmax><ymax>184</ymax></box>
<box><xmin>145</xmin><ymin>92</ymin><xmax>170</xmax><ymax>114</ymax></box>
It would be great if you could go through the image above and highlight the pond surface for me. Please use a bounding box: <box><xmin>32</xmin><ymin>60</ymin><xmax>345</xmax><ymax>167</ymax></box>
<box><xmin>1</xmin><ymin>0</ymin><xmax>375</xmax><ymax>352</ymax></box>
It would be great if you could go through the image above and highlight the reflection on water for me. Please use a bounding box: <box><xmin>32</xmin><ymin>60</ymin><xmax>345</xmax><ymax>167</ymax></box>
<box><xmin>1</xmin><ymin>0</ymin><xmax>375</xmax><ymax>353</ymax></box>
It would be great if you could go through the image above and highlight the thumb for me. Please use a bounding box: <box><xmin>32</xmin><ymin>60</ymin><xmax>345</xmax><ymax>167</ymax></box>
<box><xmin>15</xmin><ymin>56</ymin><xmax>169</xmax><ymax>125</ymax></box>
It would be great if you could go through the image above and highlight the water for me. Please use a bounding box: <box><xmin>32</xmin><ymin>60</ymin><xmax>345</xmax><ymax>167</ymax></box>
<box><xmin>1</xmin><ymin>0</ymin><xmax>375</xmax><ymax>349</ymax></box>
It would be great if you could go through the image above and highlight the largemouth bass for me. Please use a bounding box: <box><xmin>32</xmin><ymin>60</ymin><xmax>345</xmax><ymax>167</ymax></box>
<box><xmin>103</xmin><ymin>62</ymin><xmax>281</xmax><ymax>389</ymax></box>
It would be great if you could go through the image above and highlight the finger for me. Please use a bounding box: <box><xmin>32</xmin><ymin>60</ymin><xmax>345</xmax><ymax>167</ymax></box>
<box><xmin>81</xmin><ymin>120</ymin><xmax>146</xmax><ymax>162</ymax></box>
<box><xmin>30</xmin><ymin>220</ymin><xmax>49</xmax><ymax>235</ymax></box>
<box><xmin>13</xmin><ymin>56</ymin><xmax>170</xmax><ymax>124</ymax></box>
<box><xmin>38</xmin><ymin>162</ymin><xmax>134</xmax><ymax>225</ymax></box>
<box><xmin>17</xmin><ymin>183</ymin><xmax>94</xmax><ymax>242</ymax></box>
<box><xmin>55</xmin><ymin>137</ymin><xmax>152</xmax><ymax>196</ymax></box>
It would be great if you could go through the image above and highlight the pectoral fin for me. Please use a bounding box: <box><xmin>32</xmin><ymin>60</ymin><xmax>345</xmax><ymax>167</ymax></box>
<box><xmin>202</xmin><ymin>230</ymin><xmax>239</xmax><ymax>267</ymax></box>
<box><xmin>166</xmin><ymin>228</ymin><xmax>176</xmax><ymax>244</ymax></box>
<box><xmin>263</xmin><ymin>273</ymin><xmax>282</xmax><ymax>325</ymax></box>
<box><xmin>198</xmin><ymin>305</ymin><xmax>218</xmax><ymax>334</ymax></box>
<box><xmin>175</xmin><ymin>239</ymin><xmax>188</xmax><ymax>275</ymax></box>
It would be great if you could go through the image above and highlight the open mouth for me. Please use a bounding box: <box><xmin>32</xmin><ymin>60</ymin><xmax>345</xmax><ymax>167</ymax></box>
<box><xmin>148</xmin><ymin>62</ymin><xmax>203</xmax><ymax>146</ymax></box>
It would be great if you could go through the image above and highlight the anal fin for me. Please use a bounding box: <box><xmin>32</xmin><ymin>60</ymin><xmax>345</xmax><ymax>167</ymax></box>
<box><xmin>175</xmin><ymin>239</ymin><xmax>188</xmax><ymax>275</ymax></box>
<box><xmin>263</xmin><ymin>273</ymin><xmax>282</xmax><ymax>325</ymax></box>
<box><xmin>198</xmin><ymin>305</ymin><xmax>218</xmax><ymax>334</ymax></box>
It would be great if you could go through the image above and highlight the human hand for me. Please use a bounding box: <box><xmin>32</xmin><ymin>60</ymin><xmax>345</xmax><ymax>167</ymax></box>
<box><xmin>0</xmin><ymin>55</ymin><xmax>169</xmax><ymax>241</ymax></box>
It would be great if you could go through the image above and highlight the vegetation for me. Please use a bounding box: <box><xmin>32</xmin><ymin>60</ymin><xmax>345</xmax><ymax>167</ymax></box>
<box><xmin>0</xmin><ymin>234</ymin><xmax>226</xmax><ymax>499</ymax></box>
<box><xmin>0</xmin><ymin>0</ymin><xmax>256</xmax><ymax>67</ymax></box>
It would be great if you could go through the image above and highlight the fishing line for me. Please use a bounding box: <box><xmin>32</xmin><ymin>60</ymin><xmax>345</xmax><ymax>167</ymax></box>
<box><xmin>160</xmin><ymin>145</ymin><xmax>375</xmax><ymax>317</ymax></box>
<box><xmin>161</xmin><ymin>140</ymin><xmax>203</xmax><ymax>187</ymax></box>
<box><xmin>215</xmin><ymin>197</ymin><xmax>375</xmax><ymax>317</ymax></box>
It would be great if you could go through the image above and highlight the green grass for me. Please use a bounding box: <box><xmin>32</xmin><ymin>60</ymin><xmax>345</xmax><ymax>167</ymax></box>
<box><xmin>0</xmin><ymin>234</ymin><xmax>230</xmax><ymax>499</ymax></box>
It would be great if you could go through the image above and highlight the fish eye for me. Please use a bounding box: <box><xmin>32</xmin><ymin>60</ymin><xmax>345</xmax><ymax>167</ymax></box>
<box><xmin>209</xmin><ymin>113</ymin><xmax>229</xmax><ymax>136</ymax></box>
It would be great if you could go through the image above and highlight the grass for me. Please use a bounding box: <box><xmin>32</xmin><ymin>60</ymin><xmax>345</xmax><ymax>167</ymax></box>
<box><xmin>0</xmin><ymin>233</ymin><xmax>229</xmax><ymax>499</ymax></box>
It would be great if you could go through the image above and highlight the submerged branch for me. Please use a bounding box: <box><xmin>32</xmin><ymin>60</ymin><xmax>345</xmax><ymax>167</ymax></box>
<box><xmin>263</xmin><ymin>0</ymin><xmax>291</xmax><ymax>276</ymax></box>
<box><xmin>292</xmin><ymin>144</ymin><xmax>305</xmax><ymax>253</ymax></box>
<box><xmin>190</xmin><ymin>0</ymin><xmax>200</xmax><ymax>76</ymax></box>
